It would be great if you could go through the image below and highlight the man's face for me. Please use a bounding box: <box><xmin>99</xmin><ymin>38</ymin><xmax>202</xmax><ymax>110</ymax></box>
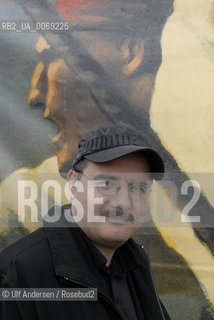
<box><xmin>69</xmin><ymin>153</ymin><xmax>151</xmax><ymax>249</ymax></box>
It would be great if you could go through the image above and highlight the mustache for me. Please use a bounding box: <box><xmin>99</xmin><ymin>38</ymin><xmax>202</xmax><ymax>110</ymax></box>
<box><xmin>100</xmin><ymin>208</ymin><xmax>135</xmax><ymax>222</ymax></box>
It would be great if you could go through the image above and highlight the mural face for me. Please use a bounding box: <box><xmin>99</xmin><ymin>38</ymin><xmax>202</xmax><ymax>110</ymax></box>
<box><xmin>29</xmin><ymin>56</ymin><xmax>108</xmax><ymax>172</ymax></box>
<box><xmin>28</xmin><ymin>0</ymin><xmax>173</xmax><ymax>173</ymax></box>
<box><xmin>0</xmin><ymin>0</ymin><xmax>214</xmax><ymax>319</ymax></box>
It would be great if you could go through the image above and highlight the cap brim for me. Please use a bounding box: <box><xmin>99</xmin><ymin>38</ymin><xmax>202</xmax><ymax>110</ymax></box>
<box><xmin>84</xmin><ymin>145</ymin><xmax>164</xmax><ymax>180</ymax></box>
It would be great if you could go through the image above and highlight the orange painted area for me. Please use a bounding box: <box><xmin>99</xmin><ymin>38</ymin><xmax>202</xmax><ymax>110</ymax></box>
<box><xmin>28</xmin><ymin>62</ymin><xmax>45</xmax><ymax>104</ymax></box>
<box><xmin>56</xmin><ymin>0</ymin><xmax>115</xmax><ymax>22</ymax></box>
<box><xmin>123</xmin><ymin>41</ymin><xmax>144</xmax><ymax>76</ymax></box>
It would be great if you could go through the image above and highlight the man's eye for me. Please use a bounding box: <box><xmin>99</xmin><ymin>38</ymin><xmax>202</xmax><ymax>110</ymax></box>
<box><xmin>103</xmin><ymin>180</ymin><xmax>111</xmax><ymax>188</ymax></box>
<box><xmin>130</xmin><ymin>184</ymin><xmax>147</xmax><ymax>193</ymax></box>
<box><xmin>104</xmin><ymin>180</ymin><xmax>120</xmax><ymax>188</ymax></box>
<box><xmin>95</xmin><ymin>180</ymin><xmax>112</xmax><ymax>188</ymax></box>
<box><xmin>103</xmin><ymin>180</ymin><xmax>121</xmax><ymax>190</ymax></box>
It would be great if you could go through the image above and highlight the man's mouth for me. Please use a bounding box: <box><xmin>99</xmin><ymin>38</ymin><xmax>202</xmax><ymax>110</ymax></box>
<box><xmin>100</xmin><ymin>209</ymin><xmax>134</xmax><ymax>223</ymax></box>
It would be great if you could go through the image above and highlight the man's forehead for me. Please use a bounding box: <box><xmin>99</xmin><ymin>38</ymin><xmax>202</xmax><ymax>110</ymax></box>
<box><xmin>74</xmin><ymin>157</ymin><xmax>151</xmax><ymax>181</ymax></box>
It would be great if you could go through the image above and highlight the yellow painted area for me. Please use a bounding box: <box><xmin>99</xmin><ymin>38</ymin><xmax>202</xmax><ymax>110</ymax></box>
<box><xmin>44</xmin><ymin>59</ymin><xmax>68</xmax><ymax>118</ymax></box>
<box><xmin>150</xmin><ymin>182</ymin><xmax>214</xmax><ymax>306</ymax></box>
<box><xmin>150</xmin><ymin>0</ymin><xmax>214</xmax><ymax>305</ymax></box>
<box><xmin>151</xmin><ymin>1</ymin><xmax>214</xmax><ymax>205</ymax></box>
<box><xmin>28</xmin><ymin>62</ymin><xmax>45</xmax><ymax>104</ymax></box>
<box><xmin>0</xmin><ymin>157</ymin><xmax>67</xmax><ymax>233</ymax></box>
<box><xmin>36</xmin><ymin>36</ymin><xmax>50</xmax><ymax>53</ymax></box>
<box><xmin>158</xmin><ymin>227</ymin><xmax>214</xmax><ymax>304</ymax></box>
<box><xmin>151</xmin><ymin>0</ymin><xmax>214</xmax><ymax>173</ymax></box>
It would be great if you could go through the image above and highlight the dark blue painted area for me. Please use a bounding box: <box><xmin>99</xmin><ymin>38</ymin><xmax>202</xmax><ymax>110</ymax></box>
<box><xmin>0</xmin><ymin>3</ymin><xmax>58</xmax><ymax>181</ymax></box>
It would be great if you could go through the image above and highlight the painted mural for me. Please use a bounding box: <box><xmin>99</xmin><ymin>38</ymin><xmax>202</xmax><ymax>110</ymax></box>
<box><xmin>0</xmin><ymin>0</ymin><xmax>214</xmax><ymax>319</ymax></box>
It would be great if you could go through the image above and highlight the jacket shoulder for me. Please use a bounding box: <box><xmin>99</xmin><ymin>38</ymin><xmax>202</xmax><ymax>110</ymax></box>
<box><xmin>0</xmin><ymin>228</ymin><xmax>48</xmax><ymax>282</ymax></box>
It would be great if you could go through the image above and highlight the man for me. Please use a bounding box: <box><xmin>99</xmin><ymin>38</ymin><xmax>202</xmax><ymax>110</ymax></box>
<box><xmin>0</xmin><ymin>125</ymin><xmax>171</xmax><ymax>319</ymax></box>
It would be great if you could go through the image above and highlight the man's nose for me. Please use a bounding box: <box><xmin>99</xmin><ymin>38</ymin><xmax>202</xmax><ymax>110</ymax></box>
<box><xmin>110</xmin><ymin>185</ymin><xmax>132</xmax><ymax>210</ymax></box>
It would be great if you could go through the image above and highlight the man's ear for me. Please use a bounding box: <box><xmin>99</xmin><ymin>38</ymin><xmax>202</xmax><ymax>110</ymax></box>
<box><xmin>67</xmin><ymin>169</ymin><xmax>79</xmax><ymax>185</ymax></box>
<box><xmin>67</xmin><ymin>170</ymin><xmax>80</xmax><ymax>198</ymax></box>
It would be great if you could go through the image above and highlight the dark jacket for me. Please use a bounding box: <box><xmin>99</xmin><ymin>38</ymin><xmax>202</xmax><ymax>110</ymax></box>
<box><xmin>0</xmin><ymin>206</ymin><xmax>171</xmax><ymax>320</ymax></box>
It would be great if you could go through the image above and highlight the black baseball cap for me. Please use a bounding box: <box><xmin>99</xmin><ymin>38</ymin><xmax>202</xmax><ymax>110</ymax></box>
<box><xmin>72</xmin><ymin>125</ymin><xmax>165</xmax><ymax>180</ymax></box>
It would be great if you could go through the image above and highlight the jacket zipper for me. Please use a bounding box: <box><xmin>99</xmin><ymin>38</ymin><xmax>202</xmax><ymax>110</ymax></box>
<box><xmin>61</xmin><ymin>276</ymin><xmax>124</xmax><ymax>320</ymax></box>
